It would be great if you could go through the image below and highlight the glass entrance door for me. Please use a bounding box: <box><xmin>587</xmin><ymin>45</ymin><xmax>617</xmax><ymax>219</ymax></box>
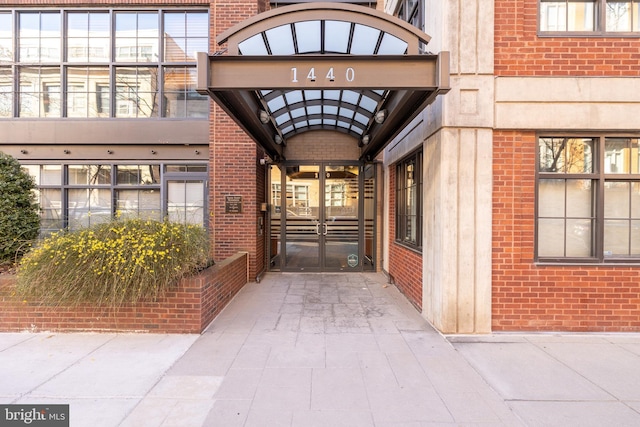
<box><xmin>271</xmin><ymin>163</ymin><xmax>361</xmax><ymax>271</ymax></box>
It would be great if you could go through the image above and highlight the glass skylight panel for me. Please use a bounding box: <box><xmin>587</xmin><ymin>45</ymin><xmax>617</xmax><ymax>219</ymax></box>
<box><xmin>284</xmin><ymin>90</ymin><xmax>303</xmax><ymax>104</ymax></box>
<box><xmin>323</xmin><ymin>119</ymin><xmax>337</xmax><ymax>126</ymax></box>
<box><xmin>351</xmin><ymin>126</ymin><xmax>364</xmax><ymax>135</ymax></box>
<box><xmin>296</xmin><ymin>120</ymin><xmax>309</xmax><ymax>129</ymax></box>
<box><xmin>307</xmin><ymin>105</ymin><xmax>321</xmax><ymax>115</ymax></box>
<box><xmin>275</xmin><ymin>113</ymin><xmax>290</xmax><ymax>125</ymax></box>
<box><xmin>266</xmin><ymin>25</ymin><xmax>295</xmax><ymax>55</ymax></box>
<box><xmin>238</xmin><ymin>34</ymin><xmax>268</xmax><ymax>55</ymax></box>
<box><xmin>355</xmin><ymin>112</ymin><xmax>368</xmax><ymax>125</ymax></box>
<box><xmin>295</xmin><ymin>21</ymin><xmax>321</xmax><ymax>53</ymax></box>
<box><xmin>267</xmin><ymin>95</ymin><xmax>285</xmax><ymax>111</ymax></box>
<box><xmin>337</xmin><ymin>120</ymin><xmax>350</xmax><ymax>129</ymax></box>
<box><xmin>350</xmin><ymin>24</ymin><xmax>380</xmax><ymax>55</ymax></box>
<box><xmin>359</xmin><ymin>96</ymin><xmax>377</xmax><ymax>112</ymax></box>
<box><xmin>309</xmin><ymin>119</ymin><xmax>322</xmax><ymax>126</ymax></box>
<box><xmin>282</xmin><ymin>125</ymin><xmax>294</xmax><ymax>135</ymax></box>
<box><xmin>323</xmin><ymin>105</ymin><xmax>338</xmax><ymax>115</ymax></box>
<box><xmin>378</xmin><ymin>33</ymin><xmax>408</xmax><ymax>54</ymax></box>
<box><xmin>260</xmin><ymin>90</ymin><xmax>272</xmax><ymax>96</ymax></box>
<box><xmin>290</xmin><ymin>107</ymin><xmax>305</xmax><ymax>119</ymax></box>
<box><xmin>324</xmin><ymin>21</ymin><xmax>350</xmax><ymax>53</ymax></box>
<box><xmin>323</xmin><ymin>90</ymin><xmax>340</xmax><ymax>100</ymax></box>
<box><xmin>338</xmin><ymin>107</ymin><xmax>355</xmax><ymax>119</ymax></box>
<box><xmin>373</xmin><ymin>90</ymin><xmax>385</xmax><ymax>96</ymax></box>
<box><xmin>304</xmin><ymin>90</ymin><xmax>321</xmax><ymax>100</ymax></box>
<box><xmin>341</xmin><ymin>90</ymin><xmax>359</xmax><ymax>105</ymax></box>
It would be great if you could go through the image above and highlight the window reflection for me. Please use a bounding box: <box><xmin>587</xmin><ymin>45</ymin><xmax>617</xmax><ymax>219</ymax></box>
<box><xmin>163</xmin><ymin>67</ymin><xmax>209</xmax><ymax>118</ymax></box>
<box><xmin>115</xmin><ymin>67</ymin><xmax>158</xmax><ymax>117</ymax></box>
<box><xmin>67</xmin><ymin>67</ymin><xmax>111</xmax><ymax>117</ymax></box>
<box><xmin>164</xmin><ymin>12</ymin><xmax>208</xmax><ymax>61</ymax></box>
<box><xmin>19</xmin><ymin>67</ymin><xmax>61</xmax><ymax>117</ymax></box>
<box><xmin>0</xmin><ymin>67</ymin><xmax>11</xmax><ymax>117</ymax></box>
<box><xmin>0</xmin><ymin>13</ymin><xmax>12</xmax><ymax>62</ymax></box>
<box><xmin>19</xmin><ymin>12</ymin><xmax>61</xmax><ymax>62</ymax></box>
<box><xmin>67</xmin><ymin>12</ymin><xmax>110</xmax><ymax>62</ymax></box>
<box><xmin>115</xmin><ymin>12</ymin><xmax>159</xmax><ymax>62</ymax></box>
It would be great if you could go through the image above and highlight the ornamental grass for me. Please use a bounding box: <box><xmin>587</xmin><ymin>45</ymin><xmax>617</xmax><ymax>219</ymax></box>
<box><xmin>16</xmin><ymin>219</ymin><xmax>210</xmax><ymax>307</ymax></box>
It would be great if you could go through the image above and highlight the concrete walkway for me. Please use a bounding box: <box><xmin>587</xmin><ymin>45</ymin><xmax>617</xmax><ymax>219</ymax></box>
<box><xmin>1</xmin><ymin>272</ymin><xmax>640</xmax><ymax>426</ymax></box>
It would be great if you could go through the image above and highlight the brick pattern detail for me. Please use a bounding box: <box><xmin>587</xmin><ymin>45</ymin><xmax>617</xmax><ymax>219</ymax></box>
<box><xmin>495</xmin><ymin>0</ymin><xmax>640</xmax><ymax>76</ymax></box>
<box><xmin>0</xmin><ymin>253</ymin><xmax>248</xmax><ymax>333</ymax></box>
<box><xmin>493</xmin><ymin>131</ymin><xmax>640</xmax><ymax>331</ymax></box>
<box><xmin>285</xmin><ymin>131</ymin><xmax>360</xmax><ymax>161</ymax></box>
<box><xmin>387</xmin><ymin>165</ymin><xmax>423</xmax><ymax>309</ymax></box>
<box><xmin>209</xmin><ymin>1</ymin><xmax>270</xmax><ymax>280</ymax></box>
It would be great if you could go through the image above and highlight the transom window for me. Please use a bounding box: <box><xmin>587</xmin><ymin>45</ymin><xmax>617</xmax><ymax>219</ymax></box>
<box><xmin>395</xmin><ymin>149</ymin><xmax>422</xmax><ymax>250</ymax></box>
<box><xmin>540</xmin><ymin>0</ymin><xmax>640</xmax><ymax>33</ymax></box>
<box><xmin>0</xmin><ymin>9</ymin><xmax>209</xmax><ymax>118</ymax></box>
<box><xmin>537</xmin><ymin>136</ymin><xmax>640</xmax><ymax>262</ymax></box>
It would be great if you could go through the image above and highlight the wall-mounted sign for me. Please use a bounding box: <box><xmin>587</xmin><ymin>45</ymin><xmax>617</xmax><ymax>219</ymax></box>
<box><xmin>225</xmin><ymin>195</ymin><xmax>243</xmax><ymax>214</ymax></box>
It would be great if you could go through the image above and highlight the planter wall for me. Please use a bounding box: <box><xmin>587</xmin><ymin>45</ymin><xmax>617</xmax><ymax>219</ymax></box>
<box><xmin>0</xmin><ymin>252</ymin><xmax>248</xmax><ymax>333</ymax></box>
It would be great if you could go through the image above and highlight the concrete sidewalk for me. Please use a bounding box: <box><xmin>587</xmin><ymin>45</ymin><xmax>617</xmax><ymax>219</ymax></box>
<box><xmin>1</xmin><ymin>272</ymin><xmax>639</xmax><ymax>426</ymax></box>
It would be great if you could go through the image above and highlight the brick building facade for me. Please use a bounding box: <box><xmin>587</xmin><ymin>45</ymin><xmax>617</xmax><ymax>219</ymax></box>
<box><xmin>2</xmin><ymin>0</ymin><xmax>639</xmax><ymax>334</ymax></box>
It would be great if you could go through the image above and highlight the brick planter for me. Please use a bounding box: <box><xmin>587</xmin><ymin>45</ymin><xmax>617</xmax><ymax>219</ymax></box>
<box><xmin>0</xmin><ymin>252</ymin><xmax>248</xmax><ymax>334</ymax></box>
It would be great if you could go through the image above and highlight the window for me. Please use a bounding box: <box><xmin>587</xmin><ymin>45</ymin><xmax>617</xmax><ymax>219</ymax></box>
<box><xmin>537</xmin><ymin>136</ymin><xmax>640</xmax><ymax>262</ymax></box>
<box><xmin>326</xmin><ymin>183</ymin><xmax>346</xmax><ymax>207</ymax></box>
<box><xmin>0</xmin><ymin>8</ymin><xmax>208</xmax><ymax>118</ymax></box>
<box><xmin>396</xmin><ymin>150</ymin><xmax>422</xmax><ymax>250</ymax></box>
<box><xmin>397</xmin><ymin>0</ymin><xmax>424</xmax><ymax>31</ymax></box>
<box><xmin>19</xmin><ymin>12</ymin><xmax>61</xmax><ymax>62</ymax></box>
<box><xmin>0</xmin><ymin>13</ymin><xmax>12</xmax><ymax>62</ymax></box>
<box><xmin>25</xmin><ymin>163</ymin><xmax>206</xmax><ymax>235</ymax></box>
<box><xmin>540</xmin><ymin>0</ymin><xmax>640</xmax><ymax>33</ymax></box>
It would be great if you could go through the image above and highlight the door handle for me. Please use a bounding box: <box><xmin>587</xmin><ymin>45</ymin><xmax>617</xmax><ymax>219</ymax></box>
<box><xmin>315</xmin><ymin>222</ymin><xmax>321</xmax><ymax>235</ymax></box>
<box><xmin>322</xmin><ymin>223</ymin><xmax>328</xmax><ymax>236</ymax></box>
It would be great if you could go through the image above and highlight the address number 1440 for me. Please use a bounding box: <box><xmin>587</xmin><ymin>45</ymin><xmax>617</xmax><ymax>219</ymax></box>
<box><xmin>291</xmin><ymin>67</ymin><xmax>355</xmax><ymax>83</ymax></box>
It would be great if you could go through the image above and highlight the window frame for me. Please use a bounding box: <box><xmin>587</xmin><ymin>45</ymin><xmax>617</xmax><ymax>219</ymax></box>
<box><xmin>395</xmin><ymin>148</ymin><xmax>423</xmax><ymax>251</ymax></box>
<box><xmin>0</xmin><ymin>7</ymin><xmax>209</xmax><ymax>119</ymax></box>
<box><xmin>539</xmin><ymin>0</ymin><xmax>640</xmax><ymax>36</ymax></box>
<box><xmin>25</xmin><ymin>162</ymin><xmax>207</xmax><ymax>236</ymax></box>
<box><xmin>536</xmin><ymin>134</ymin><xmax>640</xmax><ymax>264</ymax></box>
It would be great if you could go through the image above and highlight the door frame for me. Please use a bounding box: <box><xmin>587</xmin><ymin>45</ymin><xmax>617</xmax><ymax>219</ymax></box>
<box><xmin>272</xmin><ymin>160</ymin><xmax>365</xmax><ymax>272</ymax></box>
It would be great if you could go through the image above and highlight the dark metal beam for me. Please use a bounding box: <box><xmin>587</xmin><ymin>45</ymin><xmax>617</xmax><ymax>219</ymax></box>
<box><xmin>205</xmin><ymin>55</ymin><xmax>441</xmax><ymax>90</ymax></box>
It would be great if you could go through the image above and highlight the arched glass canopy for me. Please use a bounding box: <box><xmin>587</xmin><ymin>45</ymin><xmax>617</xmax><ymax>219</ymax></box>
<box><xmin>197</xmin><ymin>2</ymin><xmax>450</xmax><ymax>161</ymax></box>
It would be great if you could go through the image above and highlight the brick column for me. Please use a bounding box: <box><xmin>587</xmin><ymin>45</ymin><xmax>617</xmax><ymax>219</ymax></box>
<box><xmin>209</xmin><ymin>0</ymin><xmax>269</xmax><ymax>279</ymax></box>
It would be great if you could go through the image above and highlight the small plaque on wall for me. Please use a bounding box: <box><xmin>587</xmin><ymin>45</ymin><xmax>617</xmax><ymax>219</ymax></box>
<box><xmin>225</xmin><ymin>195</ymin><xmax>243</xmax><ymax>214</ymax></box>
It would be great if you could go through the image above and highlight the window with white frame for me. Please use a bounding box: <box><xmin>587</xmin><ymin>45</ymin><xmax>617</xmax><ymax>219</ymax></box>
<box><xmin>537</xmin><ymin>136</ymin><xmax>640</xmax><ymax>262</ymax></box>
<box><xmin>540</xmin><ymin>0</ymin><xmax>640</xmax><ymax>33</ymax></box>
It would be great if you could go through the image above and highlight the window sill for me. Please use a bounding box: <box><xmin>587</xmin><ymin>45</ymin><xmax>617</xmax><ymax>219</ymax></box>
<box><xmin>535</xmin><ymin>261</ymin><xmax>640</xmax><ymax>267</ymax></box>
<box><xmin>393</xmin><ymin>240</ymin><xmax>422</xmax><ymax>255</ymax></box>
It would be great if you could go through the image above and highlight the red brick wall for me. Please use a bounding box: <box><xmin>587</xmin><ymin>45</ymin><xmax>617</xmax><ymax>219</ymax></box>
<box><xmin>209</xmin><ymin>0</ymin><xmax>269</xmax><ymax>280</ymax></box>
<box><xmin>495</xmin><ymin>0</ymin><xmax>640</xmax><ymax>76</ymax></box>
<box><xmin>387</xmin><ymin>165</ymin><xmax>423</xmax><ymax>309</ymax></box>
<box><xmin>493</xmin><ymin>131</ymin><xmax>640</xmax><ymax>331</ymax></box>
<box><xmin>0</xmin><ymin>252</ymin><xmax>248</xmax><ymax>333</ymax></box>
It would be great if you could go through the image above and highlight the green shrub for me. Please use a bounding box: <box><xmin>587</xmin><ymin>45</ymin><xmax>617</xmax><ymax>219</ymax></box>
<box><xmin>0</xmin><ymin>152</ymin><xmax>40</xmax><ymax>266</ymax></box>
<box><xmin>16</xmin><ymin>218</ymin><xmax>211</xmax><ymax>307</ymax></box>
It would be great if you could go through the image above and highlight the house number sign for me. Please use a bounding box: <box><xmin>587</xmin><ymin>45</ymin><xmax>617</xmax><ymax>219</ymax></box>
<box><xmin>291</xmin><ymin>67</ymin><xmax>355</xmax><ymax>83</ymax></box>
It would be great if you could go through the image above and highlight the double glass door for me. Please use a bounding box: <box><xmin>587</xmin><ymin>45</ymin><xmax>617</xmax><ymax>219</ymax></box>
<box><xmin>270</xmin><ymin>163</ymin><xmax>364</xmax><ymax>271</ymax></box>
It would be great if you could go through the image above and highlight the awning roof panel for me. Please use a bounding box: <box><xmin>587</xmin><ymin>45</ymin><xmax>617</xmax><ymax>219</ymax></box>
<box><xmin>198</xmin><ymin>3</ymin><xmax>449</xmax><ymax>161</ymax></box>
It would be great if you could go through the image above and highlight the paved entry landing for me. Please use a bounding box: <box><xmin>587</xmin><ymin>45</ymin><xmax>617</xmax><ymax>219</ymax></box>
<box><xmin>123</xmin><ymin>273</ymin><xmax>522</xmax><ymax>426</ymax></box>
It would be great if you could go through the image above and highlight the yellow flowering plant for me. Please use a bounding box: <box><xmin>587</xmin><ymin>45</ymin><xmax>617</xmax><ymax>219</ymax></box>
<box><xmin>16</xmin><ymin>219</ymin><xmax>210</xmax><ymax>307</ymax></box>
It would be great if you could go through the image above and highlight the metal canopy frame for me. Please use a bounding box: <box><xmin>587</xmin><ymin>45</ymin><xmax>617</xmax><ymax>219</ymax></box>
<box><xmin>197</xmin><ymin>2</ymin><xmax>450</xmax><ymax>161</ymax></box>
